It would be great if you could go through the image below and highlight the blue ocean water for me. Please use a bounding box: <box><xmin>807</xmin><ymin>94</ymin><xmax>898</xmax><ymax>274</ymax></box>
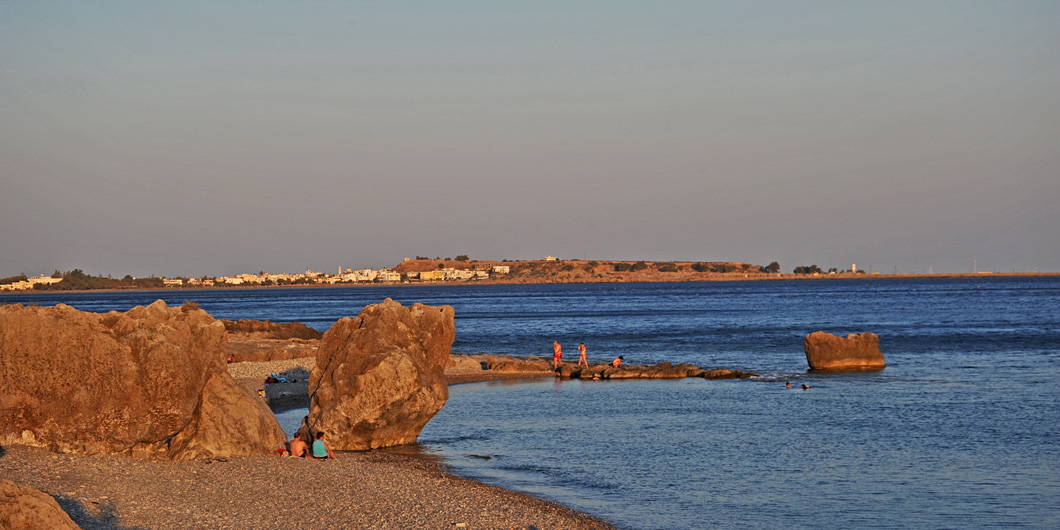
<box><xmin>4</xmin><ymin>278</ymin><xmax>1059</xmax><ymax>529</ymax></box>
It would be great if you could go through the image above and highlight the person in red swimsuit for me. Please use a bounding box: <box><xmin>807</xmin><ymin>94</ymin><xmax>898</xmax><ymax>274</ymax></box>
<box><xmin>553</xmin><ymin>341</ymin><xmax>562</xmax><ymax>369</ymax></box>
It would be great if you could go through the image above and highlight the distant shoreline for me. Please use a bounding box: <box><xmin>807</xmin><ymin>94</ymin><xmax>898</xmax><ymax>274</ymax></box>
<box><xmin>3</xmin><ymin>270</ymin><xmax>1058</xmax><ymax>296</ymax></box>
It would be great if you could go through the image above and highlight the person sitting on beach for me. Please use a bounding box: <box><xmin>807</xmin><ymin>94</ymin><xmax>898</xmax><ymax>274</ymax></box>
<box><xmin>312</xmin><ymin>431</ymin><xmax>336</xmax><ymax>460</ymax></box>
<box><xmin>289</xmin><ymin>432</ymin><xmax>308</xmax><ymax>458</ymax></box>
<box><xmin>611</xmin><ymin>356</ymin><xmax>623</xmax><ymax>368</ymax></box>
<box><xmin>553</xmin><ymin>341</ymin><xmax>563</xmax><ymax>369</ymax></box>
<box><xmin>577</xmin><ymin>343</ymin><xmax>588</xmax><ymax>367</ymax></box>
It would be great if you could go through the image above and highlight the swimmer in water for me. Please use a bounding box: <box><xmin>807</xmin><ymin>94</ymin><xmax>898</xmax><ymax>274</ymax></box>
<box><xmin>785</xmin><ymin>382</ymin><xmax>791</xmax><ymax>388</ymax></box>
<box><xmin>802</xmin><ymin>384</ymin><xmax>810</xmax><ymax>390</ymax></box>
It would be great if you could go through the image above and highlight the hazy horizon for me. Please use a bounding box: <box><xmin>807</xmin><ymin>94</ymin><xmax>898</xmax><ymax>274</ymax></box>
<box><xmin>3</xmin><ymin>2</ymin><xmax>1058</xmax><ymax>278</ymax></box>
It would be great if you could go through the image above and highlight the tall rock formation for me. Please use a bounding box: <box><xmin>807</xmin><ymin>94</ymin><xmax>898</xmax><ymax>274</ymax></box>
<box><xmin>306</xmin><ymin>299</ymin><xmax>455</xmax><ymax>450</ymax></box>
<box><xmin>0</xmin><ymin>301</ymin><xmax>287</xmax><ymax>459</ymax></box>
<box><xmin>804</xmin><ymin>331</ymin><xmax>886</xmax><ymax>370</ymax></box>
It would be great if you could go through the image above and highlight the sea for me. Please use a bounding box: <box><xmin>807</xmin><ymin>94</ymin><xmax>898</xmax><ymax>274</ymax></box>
<box><xmin>3</xmin><ymin>277</ymin><xmax>1058</xmax><ymax>529</ymax></box>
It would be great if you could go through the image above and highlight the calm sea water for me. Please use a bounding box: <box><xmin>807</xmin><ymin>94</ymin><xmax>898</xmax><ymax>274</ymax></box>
<box><xmin>4</xmin><ymin>278</ymin><xmax>1059</xmax><ymax>529</ymax></box>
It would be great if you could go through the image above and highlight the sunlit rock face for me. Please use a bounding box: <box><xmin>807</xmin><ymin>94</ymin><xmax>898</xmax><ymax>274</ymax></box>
<box><xmin>0</xmin><ymin>479</ymin><xmax>80</xmax><ymax>530</ymax></box>
<box><xmin>804</xmin><ymin>331</ymin><xmax>885</xmax><ymax>371</ymax></box>
<box><xmin>0</xmin><ymin>301</ymin><xmax>286</xmax><ymax>459</ymax></box>
<box><xmin>306</xmin><ymin>299</ymin><xmax>455</xmax><ymax>450</ymax></box>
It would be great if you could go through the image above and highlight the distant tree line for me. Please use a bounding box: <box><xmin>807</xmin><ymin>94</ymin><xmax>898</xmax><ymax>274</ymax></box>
<box><xmin>0</xmin><ymin>274</ymin><xmax>28</xmax><ymax>285</ymax></box>
<box><xmin>613</xmin><ymin>261</ymin><xmax>650</xmax><ymax>272</ymax></box>
<box><xmin>31</xmin><ymin>269</ymin><xmax>164</xmax><ymax>291</ymax></box>
<box><xmin>793</xmin><ymin>265</ymin><xmax>823</xmax><ymax>274</ymax></box>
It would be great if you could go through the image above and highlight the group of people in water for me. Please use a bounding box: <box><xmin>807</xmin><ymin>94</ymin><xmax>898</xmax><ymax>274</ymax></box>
<box><xmin>284</xmin><ymin>430</ymin><xmax>336</xmax><ymax>460</ymax></box>
<box><xmin>552</xmin><ymin>341</ymin><xmax>623</xmax><ymax>369</ymax></box>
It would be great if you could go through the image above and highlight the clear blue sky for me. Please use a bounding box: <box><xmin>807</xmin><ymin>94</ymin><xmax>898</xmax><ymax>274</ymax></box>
<box><xmin>2</xmin><ymin>1</ymin><xmax>1058</xmax><ymax>277</ymax></box>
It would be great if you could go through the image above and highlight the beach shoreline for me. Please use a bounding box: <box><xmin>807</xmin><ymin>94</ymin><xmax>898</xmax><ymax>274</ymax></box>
<box><xmin>0</xmin><ymin>359</ymin><xmax>592</xmax><ymax>529</ymax></box>
<box><xmin>0</xmin><ymin>444</ymin><xmax>613</xmax><ymax>530</ymax></box>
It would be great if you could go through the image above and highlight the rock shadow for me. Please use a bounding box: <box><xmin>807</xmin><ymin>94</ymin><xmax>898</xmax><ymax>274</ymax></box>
<box><xmin>53</xmin><ymin>495</ymin><xmax>147</xmax><ymax>530</ymax></box>
<box><xmin>264</xmin><ymin>367</ymin><xmax>311</xmax><ymax>413</ymax></box>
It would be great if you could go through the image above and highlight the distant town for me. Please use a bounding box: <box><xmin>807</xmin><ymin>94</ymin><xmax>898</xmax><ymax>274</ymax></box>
<box><xmin>1</xmin><ymin>256</ymin><xmax>1053</xmax><ymax>292</ymax></box>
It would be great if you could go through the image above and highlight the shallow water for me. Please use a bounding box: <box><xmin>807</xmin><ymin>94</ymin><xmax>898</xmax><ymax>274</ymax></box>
<box><xmin>5</xmin><ymin>278</ymin><xmax>1059</xmax><ymax>528</ymax></box>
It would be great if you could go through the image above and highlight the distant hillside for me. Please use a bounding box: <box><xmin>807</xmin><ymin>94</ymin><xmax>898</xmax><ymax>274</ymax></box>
<box><xmin>392</xmin><ymin>258</ymin><xmax>770</xmax><ymax>284</ymax></box>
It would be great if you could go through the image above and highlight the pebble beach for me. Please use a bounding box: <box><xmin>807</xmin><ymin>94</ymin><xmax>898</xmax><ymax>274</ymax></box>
<box><xmin>1</xmin><ymin>359</ymin><xmax>604</xmax><ymax>529</ymax></box>
<box><xmin>0</xmin><ymin>445</ymin><xmax>611</xmax><ymax>530</ymax></box>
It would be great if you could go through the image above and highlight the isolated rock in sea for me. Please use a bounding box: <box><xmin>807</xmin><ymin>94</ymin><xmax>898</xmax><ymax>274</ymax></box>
<box><xmin>804</xmin><ymin>331</ymin><xmax>885</xmax><ymax>370</ymax></box>
<box><xmin>0</xmin><ymin>301</ymin><xmax>287</xmax><ymax>459</ymax></box>
<box><xmin>306</xmin><ymin>298</ymin><xmax>455</xmax><ymax>450</ymax></box>
<box><xmin>0</xmin><ymin>480</ymin><xmax>80</xmax><ymax>530</ymax></box>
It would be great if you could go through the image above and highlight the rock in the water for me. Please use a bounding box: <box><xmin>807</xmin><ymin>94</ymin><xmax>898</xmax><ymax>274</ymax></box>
<box><xmin>490</xmin><ymin>357</ymin><xmax>552</xmax><ymax>373</ymax></box>
<box><xmin>306</xmin><ymin>299</ymin><xmax>455</xmax><ymax>450</ymax></box>
<box><xmin>804</xmin><ymin>331</ymin><xmax>885</xmax><ymax>370</ymax></box>
<box><xmin>0</xmin><ymin>480</ymin><xmax>80</xmax><ymax>530</ymax></box>
<box><xmin>0</xmin><ymin>301</ymin><xmax>287</xmax><ymax>459</ymax></box>
<box><xmin>447</xmin><ymin>354</ymin><xmax>486</xmax><ymax>372</ymax></box>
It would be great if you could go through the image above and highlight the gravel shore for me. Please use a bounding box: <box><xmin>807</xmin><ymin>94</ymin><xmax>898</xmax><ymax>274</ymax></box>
<box><xmin>0</xmin><ymin>444</ymin><xmax>612</xmax><ymax>530</ymax></box>
<box><xmin>1</xmin><ymin>361</ymin><xmax>606</xmax><ymax>529</ymax></box>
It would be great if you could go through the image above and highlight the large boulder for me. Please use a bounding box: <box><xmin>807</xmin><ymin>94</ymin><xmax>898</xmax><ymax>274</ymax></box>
<box><xmin>0</xmin><ymin>480</ymin><xmax>80</xmax><ymax>530</ymax></box>
<box><xmin>0</xmin><ymin>301</ymin><xmax>287</xmax><ymax>459</ymax></box>
<box><xmin>804</xmin><ymin>331</ymin><xmax>886</xmax><ymax>370</ymax></box>
<box><xmin>305</xmin><ymin>299</ymin><xmax>455</xmax><ymax>450</ymax></box>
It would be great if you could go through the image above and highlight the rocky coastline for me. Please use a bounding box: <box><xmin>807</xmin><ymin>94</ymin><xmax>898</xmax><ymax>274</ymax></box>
<box><xmin>1</xmin><ymin>299</ymin><xmax>764</xmax><ymax>529</ymax></box>
<box><xmin>0</xmin><ymin>356</ymin><xmax>618</xmax><ymax>530</ymax></box>
<box><xmin>3</xmin><ymin>347</ymin><xmax>754</xmax><ymax>529</ymax></box>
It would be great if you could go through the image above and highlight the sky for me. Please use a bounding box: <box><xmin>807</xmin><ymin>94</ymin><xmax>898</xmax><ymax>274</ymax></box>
<box><xmin>2</xmin><ymin>1</ymin><xmax>1058</xmax><ymax>278</ymax></box>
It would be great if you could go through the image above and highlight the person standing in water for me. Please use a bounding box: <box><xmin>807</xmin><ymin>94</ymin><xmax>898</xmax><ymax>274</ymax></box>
<box><xmin>553</xmin><ymin>341</ymin><xmax>563</xmax><ymax>369</ymax></box>
<box><xmin>577</xmin><ymin>343</ymin><xmax>588</xmax><ymax>367</ymax></box>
